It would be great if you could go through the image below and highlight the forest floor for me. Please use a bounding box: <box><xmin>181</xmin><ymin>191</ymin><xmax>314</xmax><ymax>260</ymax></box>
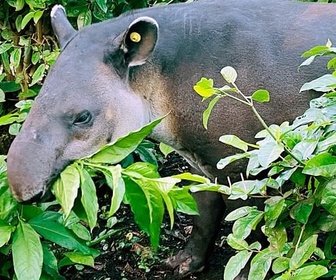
<box><xmin>62</xmin><ymin>152</ymin><xmax>234</xmax><ymax>280</ymax></box>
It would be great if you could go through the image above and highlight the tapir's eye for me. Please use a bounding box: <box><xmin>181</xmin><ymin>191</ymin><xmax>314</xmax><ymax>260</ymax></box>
<box><xmin>73</xmin><ymin>110</ymin><xmax>93</xmax><ymax>126</ymax></box>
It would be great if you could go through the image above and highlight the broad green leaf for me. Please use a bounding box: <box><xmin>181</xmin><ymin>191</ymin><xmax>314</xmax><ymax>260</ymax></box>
<box><xmin>31</xmin><ymin>52</ymin><xmax>40</xmax><ymax>65</ymax></box>
<box><xmin>105</xmin><ymin>165</ymin><xmax>125</xmax><ymax>217</ymax></box>
<box><xmin>300</xmin><ymin>74</ymin><xmax>336</xmax><ymax>92</ymax></box>
<box><xmin>0</xmin><ymin>186</ymin><xmax>18</xmax><ymax>220</ymax></box>
<box><xmin>258</xmin><ymin>141</ymin><xmax>284</xmax><ymax>167</ymax></box>
<box><xmin>169</xmin><ymin>187</ymin><xmax>198</xmax><ymax>215</ymax></box>
<box><xmin>79</xmin><ymin>168</ymin><xmax>98</xmax><ymax>231</ymax></box>
<box><xmin>272</xmin><ymin>257</ymin><xmax>289</xmax><ymax>274</ymax></box>
<box><xmin>291</xmin><ymin>264</ymin><xmax>328</xmax><ymax>280</ymax></box>
<box><xmin>29</xmin><ymin>211</ymin><xmax>91</xmax><ymax>254</ymax></box>
<box><xmin>0</xmin><ymin>43</ymin><xmax>12</xmax><ymax>54</ymax></box>
<box><xmin>125</xmin><ymin>162</ymin><xmax>160</xmax><ymax>178</ymax></box>
<box><xmin>232</xmin><ymin>209</ymin><xmax>264</xmax><ymax>239</ymax></box>
<box><xmin>33</xmin><ymin>10</ymin><xmax>44</xmax><ymax>24</ymax></box>
<box><xmin>289</xmin><ymin>235</ymin><xmax>317</xmax><ymax>270</ymax></box>
<box><xmin>193</xmin><ymin>77</ymin><xmax>216</xmax><ymax>98</ymax></box>
<box><xmin>68</xmin><ymin>222</ymin><xmax>91</xmax><ymax>241</ymax></box>
<box><xmin>9</xmin><ymin>123</ymin><xmax>21</xmax><ymax>135</ymax></box>
<box><xmin>25</xmin><ymin>0</ymin><xmax>45</xmax><ymax>9</ymax></box>
<box><xmin>42</xmin><ymin>244</ymin><xmax>64</xmax><ymax>280</ymax></box>
<box><xmin>219</xmin><ymin>135</ymin><xmax>249</xmax><ymax>151</ymax></box>
<box><xmin>124</xmin><ymin>178</ymin><xmax>164</xmax><ymax>248</ymax></box>
<box><xmin>289</xmin><ymin>199</ymin><xmax>314</xmax><ymax>224</ymax></box>
<box><xmin>52</xmin><ymin>163</ymin><xmax>80</xmax><ymax>218</ymax></box>
<box><xmin>225</xmin><ymin>206</ymin><xmax>253</xmax><ymax>221</ymax></box>
<box><xmin>90</xmin><ymin>117</ymin><xmax>163</xmax><ymax>164</ymax></box>
<box><xmin>224</xmin><ymin>250</ymin><xmax>252</xmax><ymax>280</ymax></box>
<box><xmin>316</xmin><ymin>213</ymin><xmax>336</xmax><ymax>232</ymax></box>
<box><xmin>229</xmin><ymin>179</ymin><xmax>267</xmax><ymax>200</ymax></box>
<box><xmin>10</xmin><ymin>48</ymin><xmax>22</xmax><ymax>69</ymax></box>
<box><xmin>320</xmin><ymin>178</ymin><xmax>336</xmax><ymax>216</ymax></box>
<box><xmin>159</xmin><ymin>142</ymin><xmax>174</xmax><ymax>157</ymax></box>
<box><xmin>301</xmin><ymin>45</ymin><xmax>329</xmax><ymax>57</ymax></box>
<box><xmin>265</xmin><ymin>224</ymin><xmax>287</xmax><ymax>253</ymax></box>
<box><xmin>221</xmin><ymin>66</ymin><xmax>237</xmax><ymax>83</ymax></box>
<box><xmin>95</xmin><ymin>0</ymin><xmax>108</xmax><ymax>12</ymax></box>
<box><xmin>63</xmin><ymin>252</ymin><xmax>94</xmax><ymax>267</ymax></box>
<box><xmin>248</xmin><ymin>248</ymin><xmax>276</xmax><ymax>280</ymax></box>
<box><xmin>264</xmin><ymin>196</ymin><xmax>285</xmax><ymax>228</ymax></box>
<box><xmin>217</xmin><ymin>153</ymin><xmax>250</xmax><ymax>170</ymax></box>
<box><xmin>303</xmin><ymin>152</ymin><xmax>336</xmax><ymax>177</ymax></box>
<box><xmin>30</xmin><ymin>64</ymin><xmax>45</xmax><ymax>86</ymax></box>
<box><xmin>77</xmin><ymin>10</ymin><xmax>92</xmax><ymax>29</ymax></box>
<box><xmin>203</xmin><ymin>95</ymin><xmax>221</xmax><ymax>129</ymax></box>
<box><xmin>12</xmin><ymin>220</ymin><xmax>43</xmax><ymax>280</ymax></box>
<box><xmin>0</xmin><ymin>221</ymin><xmax>15</xmax><ymax>247</ymax></box>
<box><xmin>292</xmin><ymin>139</ymin><xmax>318</xmax><ymax>160</ymax></box>
<box><xmin>21</xmin><ymin>12</ymin><xmax>35</xmax><ymax>29</ymax></box>
<box><xmin>251</xmin><ymin>89</ymin><xmax>270</xmax><ymax>103</ymax></box>
<box><xmin>226</xmin><ymin>233</ymin><xmax>249</xmax><ymax>250</ymax></box>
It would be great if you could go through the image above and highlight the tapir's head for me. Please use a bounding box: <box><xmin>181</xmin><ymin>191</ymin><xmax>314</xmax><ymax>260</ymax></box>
<box><xmin>7</xmin><ymin>6</ymin><xmax>159</xmax><ymax>202</ymax></box>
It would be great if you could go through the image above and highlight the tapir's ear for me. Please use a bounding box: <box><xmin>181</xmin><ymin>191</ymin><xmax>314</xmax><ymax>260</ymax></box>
<box><xmin>121</xmin><ymin>17</ymin><xmax>159</xmax><ymax>67</ymax></box>
<box><xmin>51</xmin><ymin>5</ymin><xmax>77</xmax><ymax>50</ymax></box>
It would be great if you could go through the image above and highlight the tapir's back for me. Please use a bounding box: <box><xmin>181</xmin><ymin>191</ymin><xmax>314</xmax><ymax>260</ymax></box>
<box><xmin>126</xmin><ymin>0</ymin><xmax>336</xmax><ymax>181</ymax></box>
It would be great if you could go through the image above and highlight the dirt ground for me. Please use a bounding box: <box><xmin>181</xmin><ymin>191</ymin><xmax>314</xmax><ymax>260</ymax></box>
<box><xmin>62</xmin><ymin>153</ymin><xmax>234</xmax><ymax>280</ymax></box>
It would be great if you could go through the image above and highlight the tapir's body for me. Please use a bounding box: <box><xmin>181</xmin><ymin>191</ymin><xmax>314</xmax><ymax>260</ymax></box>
<box><xmin>7</xmin><ymin>0</ymin><xmax>336</xmax><ymax>277</ymax></box>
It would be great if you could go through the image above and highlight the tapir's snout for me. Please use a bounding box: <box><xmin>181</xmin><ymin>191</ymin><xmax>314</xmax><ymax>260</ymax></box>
<box><xmin>7</xmin><ymin>138</ymin><xmax>67</xmax><ymax>203</ymax></box>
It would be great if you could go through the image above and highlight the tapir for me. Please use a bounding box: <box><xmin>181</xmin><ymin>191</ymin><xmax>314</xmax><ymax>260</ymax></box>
<box><xmin>6</xmin><ymin>0</ymin><xmax>336</xmax><ymax>277</ymax></box>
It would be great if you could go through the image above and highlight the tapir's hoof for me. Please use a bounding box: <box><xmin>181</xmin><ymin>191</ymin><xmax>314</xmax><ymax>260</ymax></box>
<box><xmin>165</xmin><ymin>251</ymin><xmax>205</xmax><ymax>278</ymax></box>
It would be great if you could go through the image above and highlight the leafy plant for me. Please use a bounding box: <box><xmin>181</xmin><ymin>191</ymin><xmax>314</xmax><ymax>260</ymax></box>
<box><xmin>0</xmin><ymin>117</ymin><xmax>201</xmax><ymax>280</ymax></box>
<box><xmin>194</xmin><ymin>40</ymin><xmax>336</xmax><ymax>279</ymax></box>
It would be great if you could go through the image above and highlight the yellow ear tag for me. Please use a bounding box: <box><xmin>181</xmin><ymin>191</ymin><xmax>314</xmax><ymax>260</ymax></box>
<box><xmin>130</xmin><ymin>32</ymin><xmax>141</xmax><ymax>43</ymax></box>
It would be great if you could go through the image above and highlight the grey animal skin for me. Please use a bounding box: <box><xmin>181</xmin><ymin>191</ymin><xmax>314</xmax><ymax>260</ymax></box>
<box><xmin>6</xmin><ymin>0</ymin><xmax>336</xmax><ymax>277</ymax></box>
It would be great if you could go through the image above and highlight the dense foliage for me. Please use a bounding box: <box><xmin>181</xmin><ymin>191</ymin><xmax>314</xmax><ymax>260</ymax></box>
<box><xmin>194</xmin><ymin>40</ymin><xmax>336</xmax><ymax>279</ymax></box>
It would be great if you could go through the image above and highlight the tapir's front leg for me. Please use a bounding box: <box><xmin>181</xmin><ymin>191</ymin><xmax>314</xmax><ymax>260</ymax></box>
<box><xmin>166</xmin><ymin>191</ymin><xmax>225</xmax><ymax>277</ymax></box>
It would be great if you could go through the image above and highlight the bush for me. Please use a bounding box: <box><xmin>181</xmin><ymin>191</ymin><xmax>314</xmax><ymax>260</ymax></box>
<box><xmin>194</xmin><ymin>40</ymin><xmax>336</xmax><ymax>279</ymax></box>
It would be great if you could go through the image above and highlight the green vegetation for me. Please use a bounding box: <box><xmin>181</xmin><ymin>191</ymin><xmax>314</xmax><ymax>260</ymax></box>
<box><xmin>194</xmin><ymin>40</ymin><xmax>336</xmax><ymax>279</ymax></box>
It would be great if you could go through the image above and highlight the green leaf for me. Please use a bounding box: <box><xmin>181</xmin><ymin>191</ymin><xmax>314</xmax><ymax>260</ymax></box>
<box><xmin>264</xmin><ymin>196</ymin><xmax>285</xmax><ymax>228</ymax></box>
<box><xmin>172</xmin><ymin>172</ymin><xmax>209</xmax><ymax>183</ymax></box>
<box><xmin>317</xmin><ymin>213</ymin><xmax>336</xmax><ymax>232</ymax></box>
<box><xmin>95</xmin><ymin>0</ymin><xmax>108</xmax><ymax>12</ymax></box>
<box><xmin>301</xmin><ymin>45</ymin><xmax>329</xmax><ymax>57</ymax></box>
<box><xmin>249</xmin><ymin>248</ymin><xmax>276</xmax><ymax>280</ymax></box>
<box><xmin>33</xmin><ymin>10</ymin><xmax>44</xmax><ymax>24</ymax></box>
<box><xmin>0</xmin><ymin>43</ymin><xmax>12</xmax><ymax>54</ymax></box>
<box><xmin>124</xmin><ymin>178</ymin><xmax>164</xmax><ymax>248</ymax></box>
<box><xmin>10</xmin><ymin>48</ymin><xmax>22</xmax><ymax>69</ymax></box>
<box><xmin>169</xmin><ymin>187</ymin><xmax>198</xmax><ymax>215</ymax></box>
<box><xmin>203</xmin><ymin>95</ymin><xmax>221</xmax><ymax>129</ymax></box>
<box><xmin>219</xmin><ymin>134</ymin><xmax>249</xmax><ymax>152</ymax></box>
<box><xmin>42</xmin><ymin>244</ymin><xmax>64</xmax><ymax>280</ymax></box>
<box><xmin>79</xmin><ymin>168</ymin><xmax>98</xmax><ymax>231</ymax></box>
<box><xmin>217</xmin><ymin>153</ymin><xmax>250</xmax><ymax>170</ymax></box>
<box><xmin>29</xmin><ymin>211</ymin><xmax>91</xmax><ymax>254</ymax></box>
<box><xmin>9</xmin><ymin>123</ymin><xmax>21</xmax><ymax>135</ymax></box>
<box><xmin>291</xmin><ymin>264</ymin><xmax>328</xmax><ymax>280</ymax></box>
<box><xmin>224</xmin><ymin>250</ymin><xmax>252</xmax><ymax>280</ymax></box>
<box><xmin>30</xmin><ymin>64</ymin><xmax>45</xmax><ymax>86</ymax></box>
<box><xmin>90</xmin><ymin>117</ymin><xmax>164</xmax><ymax>164</ymax></box>
<box><xmin>77</xmin><ymin>10</ymin><xmax>92</xmax><ymax>29</ymax></box>
<box><xmin>251</xmin><ymin>89</ymin><xmax>270</xmax><ymax>103</ymax></box>
<box><xmin>25</xmin><ymin>0</ymin><xmax>45</xmax><ymax>9</ymax></box>
<box><xmin>0</xmin><ymin>220</ymin><xmax>15</xmax><ymax>247</ymax></box>
<box><xmin>105</xmin><ymin>165</ymin><xmax>125</xmax><ymax>217</ymax></box>
<box><xmin>159</xmin><ymin>142</ymin><xmax>174</xmax><ymax>157</ymax></box>
<box><xmin>0</xmin><ymin>89</ymin><xmax>5</xmax><ymax>102</ymax></box>
<box><xmin>0</xmin><ymin>186</ymin><xmax>18</xmax><ymax>220</ymax></box>
<box><xmin>289</xmin><ymin>199</ymin><xmax>314</xmax><ymax>224</ymax></box>
<box><xmin>303</xmin><ymin>152</ymin><xmax>336</xmax><ymax>177</ymax></box>
<box><xmin>21</xmin><ymin>12</ymin><xmax>35</xmax><ymax>29</ymax></box>
<box><xmin>52</xmin><ymin>163</ymin><xmax>80</xmax><ymax>218</ymax></box>
<box><xmin>63</xmin><ymin>252</ymin><xmax>94</xmax><ymax>267</ymax></box>
<box><xmin>193</xmin><ymin>77</ymin><xmax>216</xmax><ymax>98</ymax></box>
<box><xmin>220</xmin><ymin>66</ymin><xmax>237</xmax><ymax>83</ymax></box>
<box><xmin>272</xmin><ymin>257</ymin><xmax>289</xmax><ymax>274</ymax></box>
<box><xmin>232</xmin><ymin>208</ymin><xmax>264</xmax><ymax>239</ymax></box>
<box><xmin>226</xmin><ymin>233</ymin><xmax>249</xmax><ymax>250</ymax></box>
<box><xmin>125</xmin><ymin>162</ymin><xmax>160</xmax><ymax>178</ymax></box>
<box><xmin>300</xmin><ymin>74</ymin><xmax>336</xmax><ymax>92</ymax></box>
<box><xmin>12</xmin><ymin>220</ymin><xmax>43</xmax><ymax>280</ymax></box>
<box><xmin>225</xmin><ymin>206</ymin><xmax>253</xmax><ymax>221</ymax></box>
<box><xmin>289</xmin><ymin>235</ymin><xmax>317</xmax><ymax>270</ymax></box>
<box><xmin>320</xmin><ymin>178</ymin><xmax>336</xmax><ymax>216</ymax></box>
<box><xmin>258</xmin><ymin>141</ymin><xmax>284</xmax><ymax>167</ymax></box>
